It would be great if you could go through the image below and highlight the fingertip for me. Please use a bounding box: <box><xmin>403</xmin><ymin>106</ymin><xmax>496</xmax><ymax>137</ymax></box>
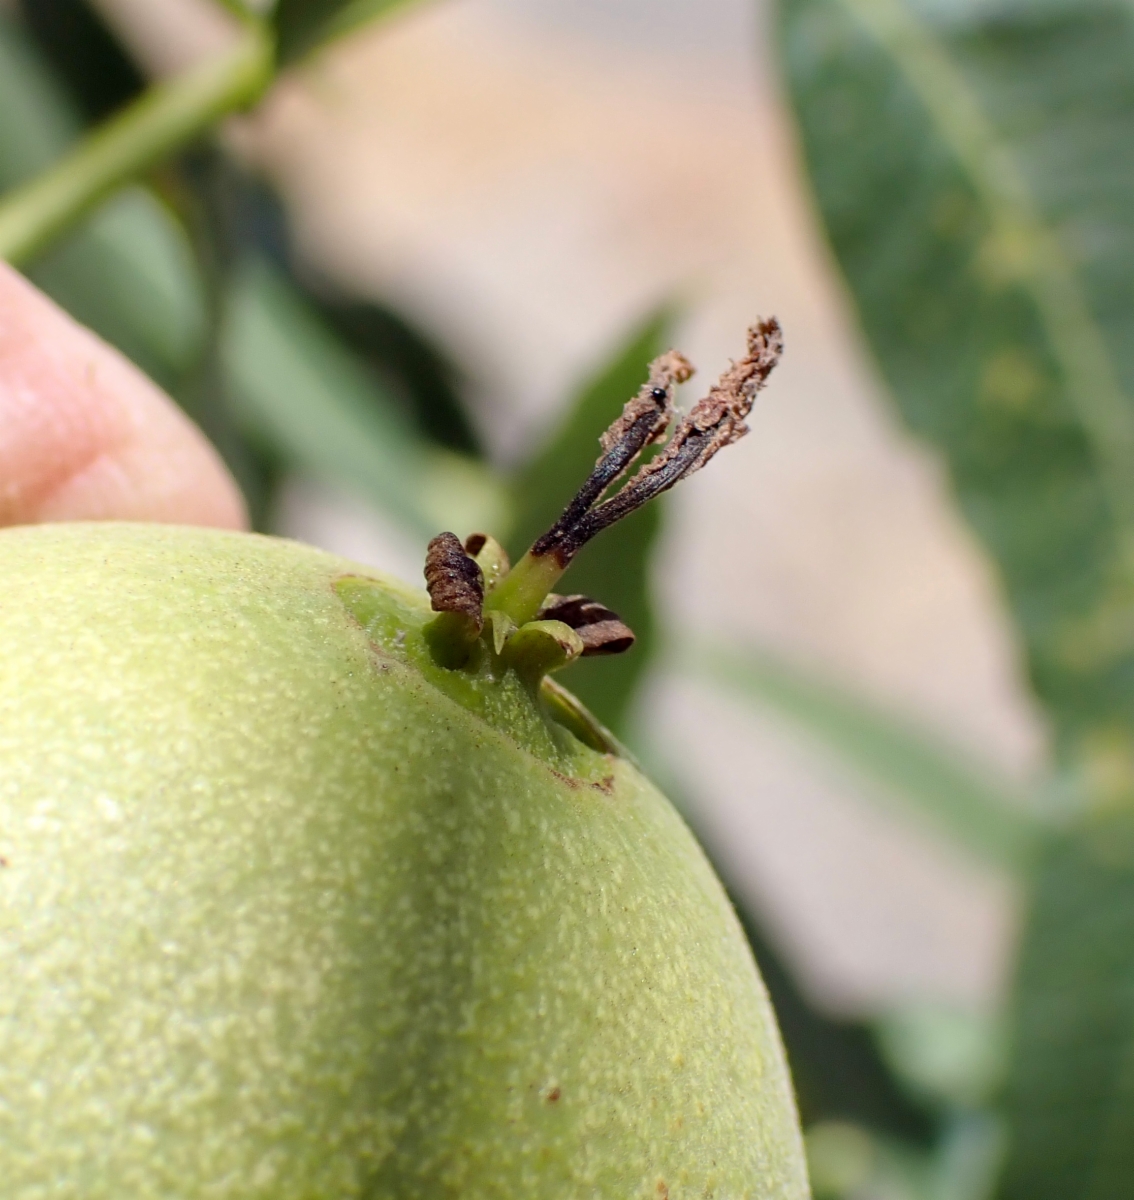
<box><xmin>0</xmin><ymin>261</ymin><xmax>248</xmax><ymax>531</ymax></box>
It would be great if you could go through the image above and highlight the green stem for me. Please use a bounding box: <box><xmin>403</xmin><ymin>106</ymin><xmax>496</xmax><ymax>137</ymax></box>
<box><xmin>210</xmin><ymin>0</ymin><xmax>262</xmax><ymax>19</ymax></box>
<box><xmin>0</xmin><ymin>24</ymin><xmax>274</xmax><ymax>267</ymax></box>
<box><xmin>484</xmin><ymin>551</ymin><xmax>565</xmax><ymax>627</ymax></box>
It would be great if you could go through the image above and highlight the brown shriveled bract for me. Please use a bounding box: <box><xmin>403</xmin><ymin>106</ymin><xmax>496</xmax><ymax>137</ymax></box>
<box><xmin>538</xmin><ymin>594</ymin><xmax>635</xmax><ymax>657</ymax></box>
<box><xmin>532</xmin><ymin>318</ymin><xmax>783</xmax><ymax>568</ymax></box>
<box><xmin>424</xmin><ymin>532</ymin><xmax>484</xmax><ymax>634</ymax></box>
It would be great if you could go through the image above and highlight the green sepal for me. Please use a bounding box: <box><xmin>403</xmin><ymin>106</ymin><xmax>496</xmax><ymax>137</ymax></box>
<box><xmin>504</xmin><ymin>620</ymin><xmax>584</xmax><ymax>682</ymax></box>
<box><xmin>485</xmin><ymin>610</ymin><xmax>517</xmax><ymax>657</ymax></box>
<box><xmin>470</xmin><ymin>535</ymin><xmax>510</xmax><ymax>591</ymax></box>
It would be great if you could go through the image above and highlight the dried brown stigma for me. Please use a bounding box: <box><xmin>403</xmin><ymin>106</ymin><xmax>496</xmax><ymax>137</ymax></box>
<box><xmin>567</xmin><ymin>318</ymin><xmax>782</xmax><ymax>549</ymax></box>
<box><xmin>531</xmin><ymin>349</ymin><xmax>694</xmax><ymax>561</ymax></box>
<box><xmin>533</xmin><ymin>319</ymin><xmax>782</xmax><ymax>567</ymax></box>
<box><xmin>479</xmin><ymin>317</ymin><xmax>782</xmax><ymax>632</ymax></box>
<box><xmin>485</xmin><ymin>321</ymin><xmax>782</xmax><ymax>626</ymax></box>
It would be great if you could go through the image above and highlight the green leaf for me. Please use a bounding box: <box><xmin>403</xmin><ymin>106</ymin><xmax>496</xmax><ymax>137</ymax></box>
<box><xmin>311</xmin><ymin>293</ymin><xmax>480</xmax><ymax>455</ymax></box>
<box><xmin>274</xmin><ymin>0</ymin><xmax>427</xmax><ymax>64</ymax></box>
<box><xmin>28</xmin><ymin>189</ymin><xmax>207</xmax><ymax>389</ymax></box>
<box><xmin>807</xmin><ymin>1113</ymin><xmax>1003</xmax><ymax>1200</ymax></box>
<box><xmin>806</xmin><ymin>1121</ymin><xmax>935</xmax><ymax>1200</ymax></box>
<box><xmin>777</xmin><ymin>0</ymin><xmax>1134</xmax><ymax>783</ymax></box>
<box><xmin>507</xmin><ymin>309</ymin><xmax>674</xmax><ymax>734</ymax></box>
<box><xmin>0</xmin><ymin>11</ymin><xmax>80</xmax><ymax>187</ymax></box>
<box><xmin>777</xmin><ymin>3</ymin><xmax>1134</xmax><ymax>1190</ymax></box>
<box><xmin>18</xmin><ymin>0</ymin><xmax>145</xmax><ymax>123</ymax></box>
<box><xmin>0</xmin><ymin>10</ymin><xmax>207</xmax><ymax>387</ymax></box>
<box><xmin>999</xmin><ymin>809</ymin><xmax>1134</xmax><ymax>1199</ymax></box>
<box><xmin>695</xmin><ymin>644</ymin><xmax>1042</xmax><ymax>872</ymax></box>
<box><xmin>221</xmin><ymin>257</ymin><xmax>507</xmax><ymax>540</ymax></box>
<box><xmin>874</xmin><ymin>1005</ymin><xmax>1007</xmax><ymax>1112</ymax></box>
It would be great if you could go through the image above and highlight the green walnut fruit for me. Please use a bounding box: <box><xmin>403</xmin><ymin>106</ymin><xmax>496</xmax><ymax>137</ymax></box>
<box><xmin>0</xmin><ymin>322</ymin><xmax>808</xmax><ymax>1198</ymax></box>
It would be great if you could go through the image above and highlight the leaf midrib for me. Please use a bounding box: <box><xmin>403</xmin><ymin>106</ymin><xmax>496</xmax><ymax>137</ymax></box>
<box><xmin>840</xmin><ymin>0</ymin><xmax>1134</xmax><ymax>546</ymax></box>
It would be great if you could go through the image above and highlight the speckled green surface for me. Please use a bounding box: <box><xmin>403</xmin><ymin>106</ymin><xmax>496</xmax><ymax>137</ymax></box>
<box><xmin>0</xmin><ymin>523</ymin><xmax>808</xmax><ymax>1199</ymax></box>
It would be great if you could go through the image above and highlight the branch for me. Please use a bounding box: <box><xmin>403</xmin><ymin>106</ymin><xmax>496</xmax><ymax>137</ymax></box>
<box><xmin>0</xmin><ymin>23</ymin><xmax>273</xmax><ymax>267</ymax></box>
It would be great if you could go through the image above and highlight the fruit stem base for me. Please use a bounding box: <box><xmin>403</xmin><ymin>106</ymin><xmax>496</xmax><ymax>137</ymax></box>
<box><xmin>485</xmin><ymin>551</ymin><xmax>564</xmax><ymax>628</ymax></box>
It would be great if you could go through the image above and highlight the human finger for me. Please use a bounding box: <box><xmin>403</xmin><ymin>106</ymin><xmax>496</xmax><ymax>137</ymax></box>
<box><xmin>0</xmin><ymin>261</ymin><xmax>247</xmax><ymax>529</ymax></box>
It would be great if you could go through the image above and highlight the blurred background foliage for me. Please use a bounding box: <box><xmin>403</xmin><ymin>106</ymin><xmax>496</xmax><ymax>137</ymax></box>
<box><xmin>2</xmin><ymin>0</ymin><xmax>1132</xmax><ymax>1195</ymax></box>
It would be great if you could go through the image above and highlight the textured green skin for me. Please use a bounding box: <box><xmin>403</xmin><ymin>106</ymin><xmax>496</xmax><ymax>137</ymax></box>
<box><xmin>0</xmin><ymin>523</ymin><xmax>808</xmax><ymax>1199</ymax></box>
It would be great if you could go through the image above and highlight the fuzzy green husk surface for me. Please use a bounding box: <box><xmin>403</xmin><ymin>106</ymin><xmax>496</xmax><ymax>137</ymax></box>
<box><xmin>0</xmin><ymin>522</ymin><xmax>808</xmax><ymax>1199</ymax></box>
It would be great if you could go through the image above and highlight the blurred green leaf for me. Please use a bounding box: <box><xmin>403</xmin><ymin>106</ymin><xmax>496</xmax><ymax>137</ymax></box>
<box><xmin>221</xmin><ymin>257</ymin><xmax>507</xmax><ymax>541</ymax></box>
<box><xmin>696</xmin><ymin>644</ymin><xmax>1042</xmax><ymax>872</ymax></box>
<box><xmin>874</xmin><ymin>1006</ymin><xmax>1007</xmax><ymax>1113</ymax></box>
<box><xmin>777</xmin><ymin>0</ymin><xmax>1134</xmax><ymax>779</ymax></box>
<box><xmin>806</xmin><ymin>1122</ymin><xmax>882</xmax><ymax>1198</ymax></box>
<box><xmin>778</xmin><ymin>1</ymin><xmax>1134</xmax><ymax>1190</ymax></box>
<box><xmin>508</xmin><ymin>309</ymin><xmax>673</xmax><ymax>734</ymax></box>
<box><xmin>17</xmin><ymin>0</ymin><xmax>145</xmax><ymax>123</ymax></box>
<box><xmin>809</xmin><ymin>1113</ymin><xmax>1001</xmax><ymax>1200</ymax></box>
<box><xmin>274</xmin><ymin>0</ymin><xmax>427</xmax><ymax>64</ymax></box>
<box><xmin>0</xmin><ymin>10</ymin><xmax>80</xmax><ymax>184</ymax></box>
<box><xmin>312</xmin><ymin>293</ymin><xmax>479</xmax><ymax>455</ymax></box>
<box><xmin>0</xmin><ymin>10</ymin><xmax>207</xmax><ymax>386</ymax></box>
<box><xmin>807</xmin><ymin>1121</ymin><xmax>934</xmax><ymax>1200</ymax></box>
<box><xmin>29</xmin><ymin>190</ymin><xmax>207</xmax><ymax>389</ymax></box>
<box><xmin>933</xmin><ymin>1113</ymin><xmax>1005</xmax><ymax>1200</ymax></box>
<box><xmin>999</xmin><ymin>809</ymin><xmax>1134</xmax><ymax>1199</ymax></box>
